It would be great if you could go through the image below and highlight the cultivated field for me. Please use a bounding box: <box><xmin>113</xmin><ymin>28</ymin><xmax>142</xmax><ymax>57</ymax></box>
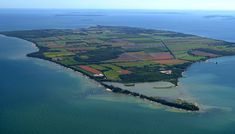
<box><xmin>3</xmin><ymin>26</ymin><xmax>235</xmax><ymax>85</ymax></box>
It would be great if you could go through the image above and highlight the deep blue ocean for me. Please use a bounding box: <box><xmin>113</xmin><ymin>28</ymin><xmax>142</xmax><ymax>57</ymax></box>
<box><xmin>0</xmin><ymin>9</ymin><xmax>235</xmax><ymax>134</ymax></box>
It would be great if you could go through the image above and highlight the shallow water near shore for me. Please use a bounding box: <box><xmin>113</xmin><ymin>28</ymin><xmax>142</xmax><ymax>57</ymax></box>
<box><xmin>1</xmin><ymin>10</ymin><xmax>235</xmax><ymax>134</ymax></box>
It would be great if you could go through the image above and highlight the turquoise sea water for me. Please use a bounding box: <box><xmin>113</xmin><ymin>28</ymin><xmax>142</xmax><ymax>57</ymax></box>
<box><xmin>1</xmin><ymin>10</ymin><xmax>235</xmax><ymax>134</ymax></box>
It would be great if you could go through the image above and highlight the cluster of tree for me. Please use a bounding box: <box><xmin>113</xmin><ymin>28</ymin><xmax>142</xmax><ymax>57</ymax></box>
<box><xmin>120</xmin><ymin>66</ymin><xmax>175</xmax><ymax>83</ymax></box>
<box><xmin>2</xmin><ymin>29</ymin><xmax>74</xmax><ymax>38</ymax></box>
<box><xmin>75</xmin><ymin>47</ymin><xmax>124</xmax><ymax>63</ymax></box>
<box><xmin>101</xmin><ymin>83</ymin><xmax>199</xmax><ymax>111</ymax></box>
<box><xmin>196</xmin><ymin>48</ymin><xmax>235</xmax><ymax>56</ymax></box>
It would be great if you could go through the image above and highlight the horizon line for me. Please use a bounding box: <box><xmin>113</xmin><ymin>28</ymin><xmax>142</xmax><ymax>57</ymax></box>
<box><xmin>0</xmin><ymin>8</ymin><xmax>235</xmax><ymax>12</ymax></box>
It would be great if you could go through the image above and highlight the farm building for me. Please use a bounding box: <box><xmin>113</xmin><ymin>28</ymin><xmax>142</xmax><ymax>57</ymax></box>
<box><xmin>160</xmin><ymin>70</ymin><xmax>172</xmax><ymax>75</ymax></box>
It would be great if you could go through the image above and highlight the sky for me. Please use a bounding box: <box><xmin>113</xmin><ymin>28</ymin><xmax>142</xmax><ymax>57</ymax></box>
<box><xmin>0</xmin><ymin>0</ymin><xmax>235</xmax><ymax>10</ymax></box>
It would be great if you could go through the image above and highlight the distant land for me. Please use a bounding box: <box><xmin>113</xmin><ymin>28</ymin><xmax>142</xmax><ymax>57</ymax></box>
<box><xmin>2</xmin><ymin>26</ymin><xmax>235</xmax><ymax>111</ymax></box>
<box><xmin>204</xmin><ymin>15</ymin><xmax>235</xmax><ymax>20</ymax></box>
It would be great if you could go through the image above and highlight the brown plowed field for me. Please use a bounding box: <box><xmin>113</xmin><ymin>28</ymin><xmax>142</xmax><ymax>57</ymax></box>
<box><xmin>79</xmin><ymin>65</ymin><xmax>102</xmax><ymax>74</ymax></box>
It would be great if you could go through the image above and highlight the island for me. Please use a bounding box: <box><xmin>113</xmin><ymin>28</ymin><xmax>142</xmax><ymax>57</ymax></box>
<box><xmin>2</xmin><ymin>26</ymin><xmax>235</xmax><ymax>111</ymax></box>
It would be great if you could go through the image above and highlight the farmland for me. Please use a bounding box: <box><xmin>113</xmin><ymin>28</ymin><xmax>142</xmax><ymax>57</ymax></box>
<box><xmin>3</xmin><ymin>26</ymin><xmax>235</xmax><ymax>85</ymax></box>
<box><xmin>3</xmin><ymin>26</ymin><xmax>235</xmax><ymax>111</ymax></box>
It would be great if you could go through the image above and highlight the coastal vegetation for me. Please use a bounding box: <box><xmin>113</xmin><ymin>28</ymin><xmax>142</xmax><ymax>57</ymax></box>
<box><xmin>3</xmin><ymin>26</ymin><xmax>235</xmax><ymax>84</ymax></box>
<box><xmin>2</xmin><ymin>26</ymin><xmax>235</xmax><ymax>111</ymax></box>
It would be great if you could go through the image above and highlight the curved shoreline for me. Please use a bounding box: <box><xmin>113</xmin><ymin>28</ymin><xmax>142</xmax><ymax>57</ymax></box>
<box><xmin>1</xmin><ymin>34</ymin><xmax>201</xmax><ymax>111</ymax></box>
<box><xmin>6</xmin><ymin>36</ymin><xmax>199</xmax><ymax>111</ymax></box>
<box><xmin>101</xmin><ymin>83</ymin><xmax>199</xmax><ymax>111</ymax></box>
